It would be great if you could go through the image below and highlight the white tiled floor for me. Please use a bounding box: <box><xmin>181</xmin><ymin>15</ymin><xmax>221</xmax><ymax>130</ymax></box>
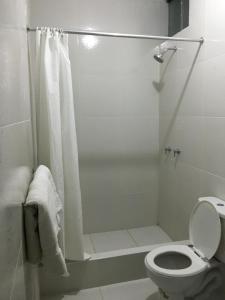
<box><xmin>128</xmin><ymin>226</ymin><xmax>171</xmax><ymax>247</ymax></box>
<box><xmin>90</xmin><ymin>230</ymin><xmax>136</xmax><ymax>252</ymax></box>
<box><xmin>84</xmin><ymin>226</ymin><xmax>171</xmax><ymax>253</ymax></box>
<box><xmin>42</xmin><ymin>288</ymin><xmax>102</xmax><ymax>300</ymax></box>
<box><xmin>42</xmin><ymin>278</ymin><xmax>160</xmax><ymax>300</ymax></box>
<box><xmin>101</xmin><ymin>278</ymin><xmax>159</xmax><ymax>300</ymax></box>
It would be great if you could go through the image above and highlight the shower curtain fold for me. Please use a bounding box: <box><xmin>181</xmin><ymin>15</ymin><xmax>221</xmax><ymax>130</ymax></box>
<box><xmin>32</xmin><ymin>28</ymin><xmax>85</xmax><ymax>260</ymax></box>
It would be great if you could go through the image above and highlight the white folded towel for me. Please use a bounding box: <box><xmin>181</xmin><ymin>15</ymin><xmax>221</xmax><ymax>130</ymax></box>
<box><xmin>24</xmin><ymin>165</ymin><xmax>69</xmax><ymax>276</ymax></box>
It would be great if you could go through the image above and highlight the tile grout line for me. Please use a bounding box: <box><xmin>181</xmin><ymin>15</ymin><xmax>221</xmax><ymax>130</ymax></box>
<box><xmin>89</xmin><ymin>234</ymin><xmax>97</xmax><ymax>254</ymax></box>
<box><xmin>126</xmin><ymin>229</ymin><xmax>139</xmax><ymax>247</ymax></box>
<box><xmin>0</xmin><ymin>118</ymin><xmax>31</xmax><ymax>129</ymax></box>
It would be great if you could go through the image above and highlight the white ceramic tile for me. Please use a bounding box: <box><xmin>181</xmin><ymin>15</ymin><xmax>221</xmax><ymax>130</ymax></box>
<box><xmin>82</xmin><ymin>192</ymin><xmax>158</xmax><ymax>234</ymax></box>
<box><xmin>188</xmin><ymin>0</ymin><xmax>206</xmax><ymax>37</ymax></box>
<box><xmin>101</xmin><ymin>278</ymin><xmax>159</xmax><ymax>300</ymax></box>
<box><xmin>75</xmin><ymin>74</ymin><xmax>159</xmax><ymax>117</ymax></box>
<box><xmin>0</xmin><ymin>29</ymin><xmax>30</xmax><ymax>127</ymax></box>
<box><xmin>77</xmin><ymin>116</ymin><xmax>158</xmax><ymax>159</ymax></box>
<box><xmin>83</xmin><ymin>235</ymin><xmax>95</xmax><ymax>254</ymax></box>
<box><xmin>159</xmin><ymin>69</ymin><xmax>178</xmax><ymax>118</ymax></box>
<box><xmin>204</xmin><ymin>117</ymin><xmax>225</xmax><ymax>178</ymax></box>
<box><xmin>203</xmin><ymin>55</ymin><xmax>225</xmax><ymax>117</ymax></box>
<box><xmin>174</xmin><ymin>116</ymin><xmax>205</xmax><ymax>170</ymax></box>
<box><xmin>78</xmin><ymin>115</ymin><xmax>159</xmax><ymax>232</ymax></box>
<box><xmin>128</xmin><ymin>226</ymin><xmax>171</xmax><ymax>247</ymax></box>
<box><xmin>175</xmin><ymin>64</ymin><xmax>204</xmax><ymax>117</ymax></box>
<box><xmin>82</xmin><ymin>193</ymin><xmax>158</xmax><ymax>234</ymax></box>
<box><xmin>159</xmin><ymin>161</ymin><xmax>202</xmax><ymax>241</ymax></box>
<box><xmin>90</xmin><ymin>230</ymin><xmax>136</xmax><ymax>252</ymax></box>
<box><xmin>72</xmin><ymin>37</ymin><xmax>158</xmax><ymax>77</ymax></box>
<box><xmin>204</xmin><ymin>0</ymin><xmax>225</xmax><ymax>60</ymax></box>
<box><xmin>0</xmin><ymin>121</ymin><xmax>33</xmax><ymax>169</ymax></box>
<box><xmin>159</xmin><ymin>62</ymin><xmax>205</xmax><ymax>119</ymax></box>
<box><xmin>0</xmin><ymin>0</ymin><xmax>27</xmax><ymax>27</ymax></box>
<box><xmin>81</xmin><ymin>163</ymin><xmax>158</xmax><ymax>233</ymax></box>
<box><xmin>200</xmin><ymin>170</ymin><xmax>225</xmax><ymax>202</ymax></box>
<box><xmin>64</xmin><ymin>288</ymin><xmax>102</xmax><ymax>300</ymax></box>
<box><xmin>30</xmin><ymin>0</ymin><xmax>168</xmax><ymax>35</ymax></box>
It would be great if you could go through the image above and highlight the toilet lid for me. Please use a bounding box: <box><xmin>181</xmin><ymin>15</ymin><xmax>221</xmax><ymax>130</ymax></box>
<box><xmin>189</xmin><ymin>200</ymin><xmax>221</xmax><ymax>259</ymax></box>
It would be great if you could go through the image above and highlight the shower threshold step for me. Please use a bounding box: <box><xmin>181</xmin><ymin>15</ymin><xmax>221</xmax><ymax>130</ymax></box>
<box><xmin>83</xmin><ymin>225</ymin><xmax>172</xmax><ymax>254</ymax></box>
<box><xmin>40</xmin><ymin>229</ymin><xmax>188</xmax><ymax>294</ymax></box>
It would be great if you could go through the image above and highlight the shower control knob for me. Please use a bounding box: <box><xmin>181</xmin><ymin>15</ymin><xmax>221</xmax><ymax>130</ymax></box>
<box><xmin>173</xmin><ymin>148</ymin><xmax>181</xmax><ymax>157</ymax></box>
<box><xmin>164</xmin><ymin>147</ymin><xmax>172</xmax><ymax>154</ymax></box>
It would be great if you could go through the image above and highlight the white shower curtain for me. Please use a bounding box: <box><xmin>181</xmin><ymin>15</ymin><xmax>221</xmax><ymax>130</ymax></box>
<box><xmin>33</xmin><ymin>28</ymin><xmax>85</xmax><ymax>260</ymax></box>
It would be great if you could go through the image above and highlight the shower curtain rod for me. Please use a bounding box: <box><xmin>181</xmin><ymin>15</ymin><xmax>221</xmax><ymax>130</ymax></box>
<box><xmin>27</xmin><ymin>27</ymin><xmax>204</xmax><ymax>44</ymax></box>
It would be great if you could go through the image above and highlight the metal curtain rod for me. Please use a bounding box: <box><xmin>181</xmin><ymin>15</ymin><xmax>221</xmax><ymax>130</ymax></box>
<box><xmin>27</xmin><ymin>27</ymin><xmax>204</xmax><ymax>44</ymax></box>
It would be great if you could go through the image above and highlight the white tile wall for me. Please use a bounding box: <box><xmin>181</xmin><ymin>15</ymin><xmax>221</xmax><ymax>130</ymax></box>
<box><xmin>0</xmin><ymin>0</ymin><xmax>38</xmax><ymax>299</ymax></box>
<box><xmin>0</xmin><ymin>0</ymin><xmax>27</xmax><ymax>28</ymax></box>
<box><xmin>30</xmin><ymin>0</ymin><xmax>168</xmax><ymax>36</ymax></box>
<box><xmin>0</xmin><ymin>30</ymin><xmax>30</xmax><ymax>127</ymax></box>
<box><xmin>159</xmin><ymin>0</ymin><xmax>225</xmax><ymax>243</ymax></box>
<box><xmin>71</xmin><ymin>6</ymin><xmax>165</xmax><ymax>233</ymax></box>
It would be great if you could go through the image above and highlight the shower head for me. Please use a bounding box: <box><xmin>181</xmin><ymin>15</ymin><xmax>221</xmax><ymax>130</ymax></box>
<box><xmin>154</xmin><ymin>53</ymin><xmax>164</xmax><ymax>63</ymax></box>
<box><xmin>153</xmin><ymin>45</ymin><xmax>177</xmax><ymax>63</ymax></box>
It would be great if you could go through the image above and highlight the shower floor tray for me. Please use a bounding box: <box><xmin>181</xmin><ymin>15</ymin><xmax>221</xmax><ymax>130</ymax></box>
<box><xmin>83</xmin><ymin>225</ymin><xmax>171</xmax><ymax>254</ymax></box>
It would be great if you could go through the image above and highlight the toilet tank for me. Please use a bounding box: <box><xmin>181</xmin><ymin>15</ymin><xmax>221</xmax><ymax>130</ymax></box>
<box><xmin>198</xmin><ymin>197</ymin><xmax>225</xmax><ymax>263</ymax></box>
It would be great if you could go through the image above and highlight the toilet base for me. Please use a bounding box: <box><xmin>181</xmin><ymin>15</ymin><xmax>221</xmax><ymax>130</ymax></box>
<box><xmin>156</xmin><ymin>264</ymin><xmax>223</xmax><ymax>300</ymax></box>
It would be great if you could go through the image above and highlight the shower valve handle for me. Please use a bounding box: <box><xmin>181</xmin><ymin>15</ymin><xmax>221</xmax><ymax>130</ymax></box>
<box><xmin>173</xmin><ymin>148</ymin><xmax>181</xmax><ymax>157</ymax></box>
<box><xmin>164</xmin><ymin>147</ymin><xmax>172</xmax><ymax>154</ymax></box>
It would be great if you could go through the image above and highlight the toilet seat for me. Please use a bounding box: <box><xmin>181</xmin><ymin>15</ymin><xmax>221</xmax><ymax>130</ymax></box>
<box><xmin>145</xmin><ymin>200</ymin><xmax>222</xmax><ymax>278</ymax></box>
<box><xmin>145</xmin><ymin>245</ymin><xmax>209</xmax><ymax>278</ymax></box>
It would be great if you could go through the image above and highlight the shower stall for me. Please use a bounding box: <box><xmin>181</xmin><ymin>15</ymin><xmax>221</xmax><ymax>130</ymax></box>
<box><xmin>29</xmin><ymin>0</ymin><xmax>203</xmax><ymax>260</ymax></box>
<box><xmin>68</xmin><ymin>32</ymin><xmax>202</xmax><ymax>256</ymax></box>
<box><xmin>72</xmin><ymin>34</ymin><xmax>170</xmax><ymax>253</ymax></box>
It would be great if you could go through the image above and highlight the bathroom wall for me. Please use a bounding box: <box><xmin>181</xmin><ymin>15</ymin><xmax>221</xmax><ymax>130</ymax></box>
<box><xmin>29</xmin><ymin>0</ymin><xmax>168</xmax><ymax>233</ymax></box>
<box><xmin>0</xmin><ymin>0</ymin><xmax>38</xmax><ymax>299</ymax></box>
<box><xmin>158</xmin><ymin>0</ymin><xmax>225</xmax><ymax>241</ymax></box>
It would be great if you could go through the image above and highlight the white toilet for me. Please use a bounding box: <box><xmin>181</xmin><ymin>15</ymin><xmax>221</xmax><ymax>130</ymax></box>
<box><xmin>145</xmin><ymin>197</ymin><xmax>225</xmax><ymax>300</ymax></box>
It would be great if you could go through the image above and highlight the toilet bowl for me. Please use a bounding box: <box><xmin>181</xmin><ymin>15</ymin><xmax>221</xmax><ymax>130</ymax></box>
<box><xmin>145</xmin><ymin>245</ymin><xmax>210</xmax><ymax>297</ymax></box>
<box><xmin>145</xmin><ymin>197</ymin><xmax>225</xmax><ymax>299</ymax></box>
